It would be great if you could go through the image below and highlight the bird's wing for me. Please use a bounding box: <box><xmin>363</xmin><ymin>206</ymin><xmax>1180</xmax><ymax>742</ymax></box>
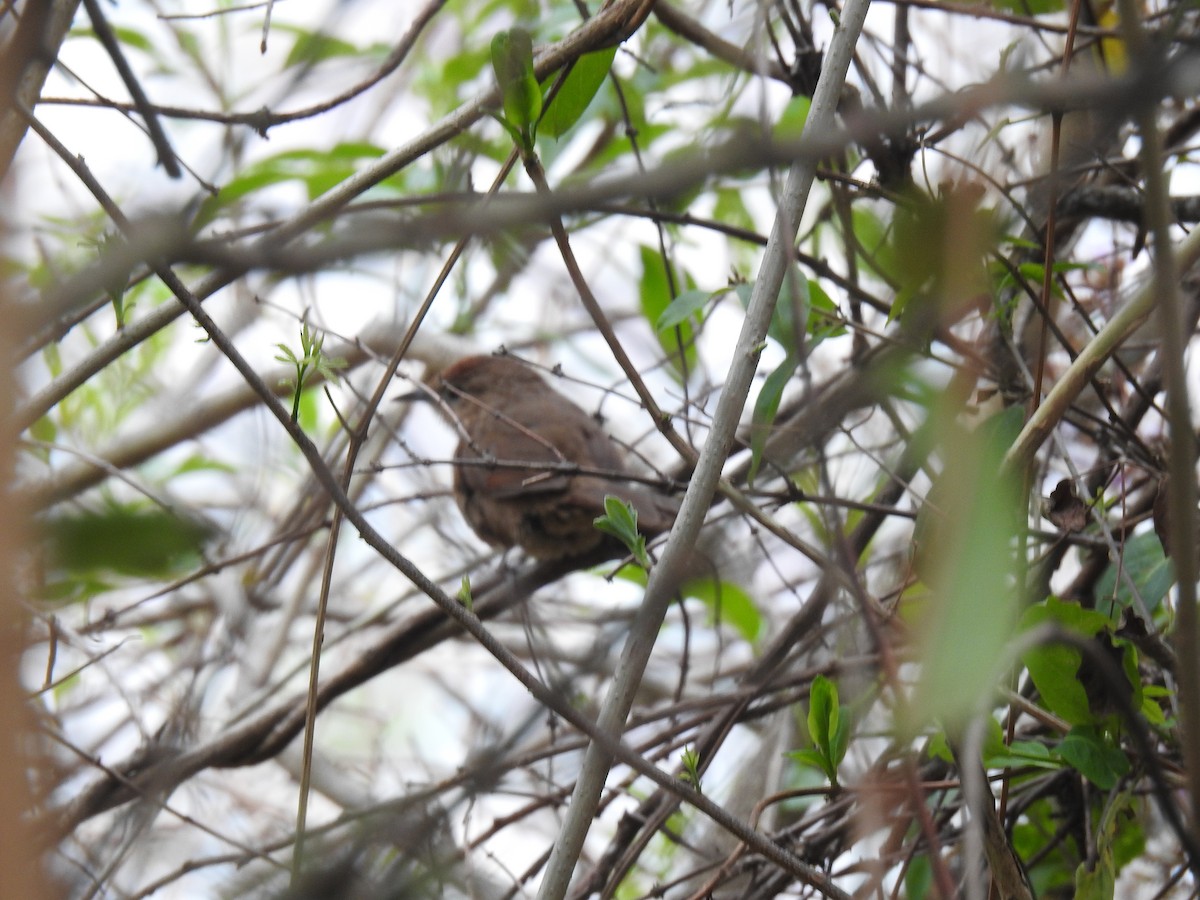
<box><xmin>453</xmin><ymin>417</ymin><xmax>585</xmax><ymax>500</ymax></box>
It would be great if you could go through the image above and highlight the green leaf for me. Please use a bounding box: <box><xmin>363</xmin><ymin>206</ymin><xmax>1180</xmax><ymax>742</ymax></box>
<box><xmin>491</xmin><ymin>28</ymin><xmax>542</xmax><ymax>139</ymax></box>
<box><xmin>593</xmin><ymin>495</ymin><xmax>649</xmax><ymax>568</ymax></box>
<box><xmin>639</xmin><ymin>245</ymin><xmax>697</xmax><ymax>376</ymax></box>
<box><xmin>44</xmin><ymin>507</ymin><xmax>212</xmax><ymax>578</ymax></box>
<box><xmin>681</xmin><ymin>577</ymin><xmax>761</xmax><ymax>642</ymax></box>
<box><xmin>656</xmin><ymin>288</ymin><xmax>710</xmax><ymax>331</ymax></box>
<box><xmin>284</xmin><ymin>28</ymin><xmax>361</xmax><ymax>68</ymax></box>
<box><xmin>1059</xmin><ymin>726</ymin><xmax>1130</xmax><ymax>790</ymax></box>
<box><xmin>770</xmin><ymin>277</ymin><xmax>808</xmax><ymax>356</ymax></box>
<box><xmin>808</xmin><ymin>674</ymin><xmax>839</xmax><ymax>753</ymax></box>
<box><xmin>1026</xmin><ymin>642</ymin><xmax>1093</xmax><ymax>725</ymax></box>
<box><xmin>985</xmin><ymin>737</ymin><xmax>1060</xmax><ymax>770</ymax></box>
<box><xmin>773</xmin><ymin>95</ymin><xmax>811</xmax><ymax>140</ymax></box>
<box><xmin>1021</xmin><ymin>597</ymin><xmax>1112</xmax><ymax>726</ymax></box>
<box><xmin>807</xmin><ymin>280</ymin><xmax>847</xmax><ymax>343</ymax></box>
<box><xmin>990</xmin><ymin>0</ymin><xmax>1063</xmax><ymax>15</ymax></box>
<box><xmin>1095</xmin><ymin>531</ymin><xmax>1174</xmax><ymax>617</ymax></box>
<box><xmin>29</xmin><ymin>415</ymin><xmax>57</xmax><ymax>445</ymax></box>
<box><xmin>679</xmin><ymin>746</ymin><xmax>702</xmax><ymax>792</ymax></box>
<box><xmin>296</xmin><ymin>385</ymin><xmax>321</xmax><ymax>432</ymax></box>
<box><xmin>111</xmin><ymin>26</ymin><xmax>154</xmax><ymax>54</ymax></box>
<box><xmin>793</xmin><ymin>675</ymin><xmax>850</xmax><ymax>786</ymax></box>
<box><xmin>908</xmin><ymin>405</ymin><xmax>1025</xmax><ymax>733</ymax></box>
<box><xmin>849</xmin><ymin>207</ymin><xmax>894</xmax><ymax>282</ymax></box>
<box><xmin>1074</xmin><ymin>856</ymin><xmax>1115</xmax><ymax>900</ymax></box>
<box><xmin>905</xmin><ymin>855</ymin><xmax>933</xmax><ymax>900</ymax></box>
<box><xmin>888</xmin><ymin>186</ymin><xmax>1000</xmax><ymax>328</ymax></box>
<box><xmin>274</xmin><ymin>343</ymin><xmax>300</xmax><ymax>366</ymax></box>
<box><xmin>540</xmin><ymin>47</ymin><xmax>616</xmax><ymax>139</ymax></box>
<box><xmin>171</xmin><ymin>454</ymin><xmax>237</xmax><ymax>477</ymax></box>
<box><xmin>830</xmin><ymin>714</ymin><xmax>852</xmax><ymax>773</ymax></box>
<box><xmin>713</xmin><ymin>189</ymin><xmax>755</xmax><ymax>235</ymax></box>
<box><xmin>748</xmin><ymin>356</ymin><xmax>798</xmax><ymax>485</ymax></box>
<box><xmin>196</xmin><ymin>143</ymin><xmax>387</xmax><ymax>226</ymax></box>
<box><xmin>788</xmin><ymin>747</ymin><xmax>832</xmax><ymax>779</ymax></box>
<box><xmin>732</xmin><ymin>277</ymin><xmax>805</xmax><ymax>355</ymax></box>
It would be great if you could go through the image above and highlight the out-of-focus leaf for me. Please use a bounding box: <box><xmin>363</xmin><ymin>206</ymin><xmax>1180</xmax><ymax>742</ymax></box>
<box><xmin>1059</xmin><ymin>726</ymin><xmax>1129</xmax><ymax>790</ymax></box>
<box><xmin>541</xmin><ymin>47</ymin><xmax>616</xmax><ymax>139</ymax></box>
<box><xmin>905</xmin><ymin>856</ymin><xmax>932</xmax><ymax>900</ymax></box>
<box><xmin>807</xmin><ymin>280</ymin><xmax>846</xmax><ymax>343</ymax></box>
<box><xmin>682</xmin><ymin>577</ymin><xmax>760</xmax><ymax>642</ymax></box>
<box><xmin>774</xmin><ymin>95</ymin><xmax>811</xmax><ymax>139</ymax></box>
<box><xmin>44</xmin><ymin>507</ymin><xmax>213</xmax><ymax>578</ymax></box>
<box><xmin>656</xmin><ymin>289</ymin><xmax>710</xmax><ymax>332</ymax></box>
<box><xmin>810</xmin><ymin>676</ymin><xmax>844</xmax><ymax>761</ymax></box>
<box><xmin>491</xmin><ymin>28</ymin><xmax>542</xmax><ymax>141</ymax></box>
<box><xmin>908</xmin><ymin>405</ymin><xmax>1024</xmax><ymax>732</ymax></box>
<box><xmin>850</xmin><ymin>207</ymin><xmax>894</xmax><ymax>282</ymax></box>
<box><xmin>1021</xmin><ymin>597</ymin><xmax>1112</xmax><ymax>726</ymax></box>
<box><xmin>748</xmin><ymin>356</ymin><xmax>798</xmax><ymax>486</ymax></box>
<box><xmin>1096</xmin><ymin>531</ymin><xmax>1173</xmax><ymax>618</ymax></box>
<box><xmin>196</xmin><ymin>143</ymin><xmax>387</xmax><ymax>226</ymax></box>
<box><xmin>171</xmin><ymin>454</ymin><xmax>237</xmax><ymax>477</ymax></box>
<box><xmin>888</xmin><ymin>184</ymin><xmax>1000</xmax><ymax>329</ymax></box>
<box><xmin>985</xmin><ymin>740</ymin><xmax>1065</xmax><ymax>772</ymax></box>
<box><xmin>283</xmin><ymin>28</ymin><xmax>357</xmax><ymax>68</ymax></box>
<box><xmin>639</xmin><ymin>245</ymin><xmax>697</xmax><ymax>375</ymax></box>
<box><xmin>989</xmin><ymin>0</ymin><xmax>1062</xmax><ymax>17</ymax></box>
<box><xmin>112</xmin><ymin>26</ymin><xmax>155</xmax><ymax>54</ymax></box>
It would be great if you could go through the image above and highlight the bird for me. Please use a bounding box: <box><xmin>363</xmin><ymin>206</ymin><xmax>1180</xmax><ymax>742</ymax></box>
<box><xmin>432</xmin><ymin>354</ymin><xmax>678</xmax><ymax>559</ymax></box>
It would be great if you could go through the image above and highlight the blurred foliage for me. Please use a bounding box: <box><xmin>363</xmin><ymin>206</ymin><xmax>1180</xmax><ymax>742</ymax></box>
<box><xmin>8</xmin><ymin>0</ymin><xmax>1196</xmax><ymax>895</ymax></box>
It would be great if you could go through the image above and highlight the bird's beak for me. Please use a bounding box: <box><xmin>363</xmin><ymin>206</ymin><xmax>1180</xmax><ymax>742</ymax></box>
<box><xmin>395</xmin><ymin>388</ymin><xmax>429</xmax><ymax>404</ymax></box>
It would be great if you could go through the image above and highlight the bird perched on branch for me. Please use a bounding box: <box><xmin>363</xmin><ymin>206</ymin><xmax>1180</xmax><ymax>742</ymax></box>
<box><xmin>432</xmin><ymin>354</ymin><xmax>678</xmax><ymax>560</ymax></box>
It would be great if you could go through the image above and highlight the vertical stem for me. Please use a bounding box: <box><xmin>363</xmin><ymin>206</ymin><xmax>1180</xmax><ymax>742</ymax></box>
<box><xmin>1115</xmin><ymin>0</ymin><xmax>1200</xmax><ymax>877</ymax></box>
<box><xmin>533</xmin><ymin>0</ymin><xmax>873</xmax><ymax>894</ymax></box>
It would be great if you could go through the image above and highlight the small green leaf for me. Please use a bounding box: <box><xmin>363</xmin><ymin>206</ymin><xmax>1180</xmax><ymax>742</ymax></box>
<box><xmin>29</xmin><ymin>415</ymin><xmax>57</xmax><ymax>445</ymax></box>
<box><xmin>593</xmin><ymin>495</ymin><xmax>649</xmax><ymax>568</ymax></box>
<box><xmin>491</xmin><ymin>28</ymin><xmax>542</xmax><ymax>141</ymax></box>
<box><xmin>808</xmin><ymin>674</ymin><xmax>839</xmax><ymax>752</ymax></box>
<box><xmin>172</xmin><ymin>454</ymin><xmax>237</xmax><ymax>476</ymax></box>
<box><xmin>111</xmin><ymin>26</ymin><xmax>155</xmax><ymax>53</ymax></box>
<box><xmin>984</xmin><ymin>738</ymin><xmax>1063</xmax><ymax>771</ymax></box>
<box><xmin>639</xmin><ymin>245</ymin><xmax>697</xmax><ymax>376</ymax></box>
<box><xmin>769</xmin><ymin>277</ymin><xmax>808</xmax><ymax>356</ymax></box>
<box><xmin>458</xmin><ymin>575</ymin><xmax>474</xmax><ymax>611</ymax></box>
<box><xmin>681</xmin><ymin>577</ymin><xmax>761</xmax><ymax>642</ymax></box>
<box><xmin>196</xmin><ymin>143</ymin><xmax>387</xmax><ymax>226</ymax></box>
<box><xmin>807</xmin><ymin>280</ymin><xmax>846</xmax><ymax>343</ymax></box>
<box><xmin>788</xmin><ymin>747</ymin><xmax>832</xmax><ymax>779</ymax></box>
<box><xmin>748</xmin><ymin>356</ymin><xmax>798</xmax><ymax>485</ymax></box>
<box><xmin>540</xmin><ymin>47</ymin><xmax>616</xmax><ymax>139</ymax></box>
<box><xmin>679</xmin><ymin>746</ymin><xmax>702</xmax><ymax>792</ymax></box>
<box><xmin>905</xmin><ymin>855</ymin><xmax>933</xmax><ymax>900</ymax></box>
<box><xmin>799</xmin><ymin>674</ymin><xmax>848</xmax><ymax>786</ymax></box>
<box><xmin>656</xmin><ymin>289</ymin><xmax>710</xmax><ymax>331</ymax></box>
<box><xmin>774</xmin><ymin>95</ymin><xmax>811</xmax><ymax>140</ymax></box>
<box><xmin>283</xmin><ymin>28</ymin><xmax>362</xmax><ymax>68</ymax></box>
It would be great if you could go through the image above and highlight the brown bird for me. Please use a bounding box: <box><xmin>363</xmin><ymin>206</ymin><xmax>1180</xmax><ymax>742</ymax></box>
<box><xmin>434</xmin><ymin>354</ymin><xmax>678</xmax><ymax>559</ymax></box>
